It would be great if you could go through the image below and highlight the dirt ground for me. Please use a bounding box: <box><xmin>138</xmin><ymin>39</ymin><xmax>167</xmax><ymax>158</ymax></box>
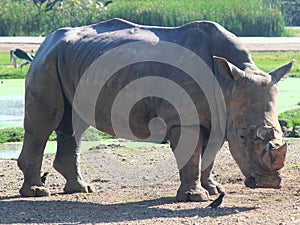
<box><xmin>0</xmin><ymin>40</ymin><xmax>299</xmax><ymax>224</ymax></box>
<box><xmin>0</xmin><ymin>139</ymin><xmax>299</xmax><ymax>225</ymax></box>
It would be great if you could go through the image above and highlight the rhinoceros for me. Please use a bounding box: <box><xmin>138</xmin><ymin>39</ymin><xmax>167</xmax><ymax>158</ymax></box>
<box><xmin>17</xmin><ymin>18</ymin><xmax>294</xmax><ymax>201</ymax></box>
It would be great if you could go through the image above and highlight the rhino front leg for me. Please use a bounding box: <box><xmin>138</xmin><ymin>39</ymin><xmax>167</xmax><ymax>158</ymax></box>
<box><xmin>201</xmin><ymin>160</ymin><xmax>225</xmax><ymax>195</ymax></box>
<box><xmin>170</xmin><ymin>126</ymin><xmax>210</xmax><ymax>202</ymax></box>
<box><xmin>53</xmin><ymin>106</ymin><xmax>94</xmax><ymax>194</ymax></box>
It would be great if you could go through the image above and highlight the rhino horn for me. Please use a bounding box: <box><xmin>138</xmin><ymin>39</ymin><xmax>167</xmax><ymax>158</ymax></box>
<box><xmin>270</xmin><ymin>59</ymin><xmax>296</xmax><ymax>82</ymax></box>
<box><xmin>256</xmin><ymin>125</ymin><xmax>275</xmax><ymax>141</ymax></box>
<box><xmin>262</xmin><ymin>142</ymin><xmax>287</xmax><ymax>171</ymax></box>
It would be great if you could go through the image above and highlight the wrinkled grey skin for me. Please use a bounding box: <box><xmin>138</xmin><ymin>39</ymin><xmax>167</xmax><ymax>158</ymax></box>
<box><xmin>18</xmin><ymin>18</ymin><xmax>294</xmax><ymax>201</ymax></box>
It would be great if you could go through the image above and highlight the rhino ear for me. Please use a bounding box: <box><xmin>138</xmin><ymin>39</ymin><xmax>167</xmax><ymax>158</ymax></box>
<box><xmin>213</xmin><ymin>56</ymin><xmax>245</xmax><ymax>82</ymax></box>
<box><xmin>270</xmin><ymin>59</ymin><xmax>296</xmax><ymax>82</ymax></box>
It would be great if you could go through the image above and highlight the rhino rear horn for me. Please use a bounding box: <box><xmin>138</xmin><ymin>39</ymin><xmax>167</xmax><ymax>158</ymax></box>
<box><xmin>270</xmin><ymin>59</ymin><xmax>296</xmax><ymax>82</ymax></box>
<box><xmin>213</xmin><ymin>56</ymin><xmax>245</xmax><ymax>82</ymax></box>
<box><xmin>262</xmin><ymin>143</ymin><xmax>287</xmax><ymax>171</ymax></box>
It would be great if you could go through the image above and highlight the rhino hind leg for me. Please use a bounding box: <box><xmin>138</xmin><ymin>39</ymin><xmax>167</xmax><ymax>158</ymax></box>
<box><xmin>201</xmin><ymin>161</ymin><xmax>225</xmax><ymax>195</ymax></box>
<box><xmin>18</xmin><ymin>131</ymin><xmax>53</xmax><ymax>197</ymax></box>
<box><xmin>170</xmin><ymin>126</ymin><xmax>210</xmax><ymax>202</ymax></box>
<box><xmin>53</xmin><ymin>105</ymin><xmax>95</xmax><ymax>194</ymax></box>
<box><xmin>18</xmin><ymin>87</ymin><xmax>64</xmax><ymax>196</ymax></box>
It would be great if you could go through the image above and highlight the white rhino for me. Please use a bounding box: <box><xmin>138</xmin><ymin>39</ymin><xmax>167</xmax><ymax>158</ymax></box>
<box><xmin>18</xmin><ymin>18</ymin><xmax>294</xmax><ymax>201</ymax></box>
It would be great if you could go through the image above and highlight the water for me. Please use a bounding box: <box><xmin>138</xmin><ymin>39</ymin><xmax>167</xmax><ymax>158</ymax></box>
<box><xmin>0</xmin><ymin>78</ymin><xmax>300</xmax><ymax>159</ymax></box>
<box><xmin>0</xmin><ymin>143</ymin><xmax>22</xmax><ymax>159</ymax></box>
<box><xmin>0</xmin><ymin>96</ymin><xmax>24</xmax><ymax>128</ymax></box>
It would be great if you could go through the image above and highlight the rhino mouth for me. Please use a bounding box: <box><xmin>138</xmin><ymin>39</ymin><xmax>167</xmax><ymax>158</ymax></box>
<box><xmin>244</xmin><ymin>176</ymin><xmax>257</xmax><ymax>188</ymax></box>
<box><xmin>244</xmin><ymin>171</ymin><xmax>282</xmax><ymax>189</ymax></box>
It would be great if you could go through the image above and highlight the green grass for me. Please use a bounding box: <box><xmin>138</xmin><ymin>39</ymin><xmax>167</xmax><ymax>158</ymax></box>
<box><xmin>283</xmin><ymin>27</ymin><xmax>300</xmax><ymax>37</ymax></box>
<box><xmin>0</xmin><ymin>52</ymin><xmax>29</xmax><ymax>79</ymax></box>
<box><xmin>251</xmin><ymin>52</ymin><xmax>300</xmax><ymax>78</ymax></box>
<box><xmin>1</xmin><ymin>51</ymin><xmax>299</xmax><ymax>79</ymax></box>
<box><xmin>0</xmin><ymin>127</ymin><xmax>114</xmax><ymax>144</ymax></box>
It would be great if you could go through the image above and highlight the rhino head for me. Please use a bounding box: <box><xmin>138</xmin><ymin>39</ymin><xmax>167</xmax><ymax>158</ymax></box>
<box><xmin>215</xmin><ymin>56</ymin><xmax>295</xmax><ymax>189</ymax></box>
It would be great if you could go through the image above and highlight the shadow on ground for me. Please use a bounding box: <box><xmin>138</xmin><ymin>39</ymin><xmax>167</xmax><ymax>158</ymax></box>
<box><xmin>0</xmin><ymin>195</ymin><xmax>256</xmax><ymax>224</ymax></box>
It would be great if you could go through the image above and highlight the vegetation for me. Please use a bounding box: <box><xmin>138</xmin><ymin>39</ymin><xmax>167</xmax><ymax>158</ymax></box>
<box><xmin>278</xmin><ymin>0</ymin><xmax>300</xmax><ymax>26</ymax></box>
<box><xmin>0</xmin><ymin>52</ymin><xmax>29</xmax><ymax>79</ymax></box>
<box><xmin>0</xmin><ymin>127</ymin><xmax>114</xmax><ymax>144</ymax></box>
<box><xmin>279</xmin><ymin>108</ymin><xmax>300</xmax><ymax>137</ymax></box>
<box><xmin>0</xmin><ymin>127</ymin><xmax>24</xmax><ymax>143</ymax></box>
<box><xmin>279</xmin><ymin>108</ymin><xmax>300</xmax><ymax>129</ymax></box>
<box><xmin>251</xmin><ymin>52</ymin><xmax>300</xmax><ymax>78</ymax></box>
<box><xmin>283</xmin><ymin>27</ymin><xmax>300</xmax><ymax>37</ymax></box>
<box><xmin>0</xmin><ymin>0</ymin><xmax>285</xmax><ymax>37</ymax></box>
<box><xmin>1</xmin><ymin>51</ymin><xmax>298</xmax><ymax>79</ymax></box>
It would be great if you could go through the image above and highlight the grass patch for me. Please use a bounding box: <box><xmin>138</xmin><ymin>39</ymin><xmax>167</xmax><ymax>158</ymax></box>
<box><xmin>251</xmin><ymin>52</ymin><xmax>300</xmax><ymax>78</ymax></box>
<box><xmin>283</xmin><ymin>27</ymin><xmax>300</xmax><ymax>37</ymax></box>
<box><xmin>1</xmin><ymin>51</ymin><xmax>299</xmax><ymax>79</ymax></box>
<box><xmin>0</xmin><ymin>127</ymin><xmax>114</xmax><ymax>144</ymax></box>
<box><xmin>0</xmin><ymin>52</ymin><xmax>29</xmax><ymax>79</ymax></box>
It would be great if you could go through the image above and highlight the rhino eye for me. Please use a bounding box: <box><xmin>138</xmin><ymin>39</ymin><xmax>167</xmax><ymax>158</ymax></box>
<box><xmin>240</xmin><ymin>135</ymin><xmax>247</xmax><ymax>143</ymax></box>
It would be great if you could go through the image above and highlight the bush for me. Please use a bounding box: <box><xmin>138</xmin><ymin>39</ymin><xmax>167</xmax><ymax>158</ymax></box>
<box><xmin>279</xmin><ymin>109</ymin><xmax>300</xmax><ymax>138</ymax></box>
<box><xmin>279</xmin><ymin>108</ymin><xmax>300</xmax><ymax>129</ymax></box>
<box><xmin>98</xmin><ymin>0</ymin><xmax>284</xmax><ymax>36</ymax></box>
<box><xmin>0</xmin><ymin>127</ymin><xmax>24</xmax><ymax>143</ymax></box>
<box><xmin>278</xmin><ymin>0</ymin><xmax>300</xmax><ymax>26</ymax></box>
<box><xmin>0</xmin><ymin>0</ymin><xmax>285</xmax><ymax>36</ymax></box>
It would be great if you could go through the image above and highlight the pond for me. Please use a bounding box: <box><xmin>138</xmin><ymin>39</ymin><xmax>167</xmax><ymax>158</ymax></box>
<box><xmin>0</xmin><ymin>96</ymin><xmax>24</xmax><ymax>128</ymax></box>
<box><xmin>0</xmin><ymin>78</ymin><xmax>300</xmax><ymax>159</ymax></box>
<box><xmin>0</xmin><ymin>142</ymin><xmax>57</xmax><ymax>160</ymax></box>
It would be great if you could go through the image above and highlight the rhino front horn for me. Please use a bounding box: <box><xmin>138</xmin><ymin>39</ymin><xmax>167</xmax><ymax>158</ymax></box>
<box><xmin>262</xmin><ymin>143</ymin><xmax>287</xmax><ymax>171</ymax></box>
<box><xmin>256</xmin><ymin>125</ymin><xmax>275</xmax><ymax>141</ymax></box>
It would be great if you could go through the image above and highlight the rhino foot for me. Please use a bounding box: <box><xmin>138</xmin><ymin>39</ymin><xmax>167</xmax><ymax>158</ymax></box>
<box><xmin>64</xmin><ymin>180</ymin><xmax>95</xmax><ymax>194</ymax></box>
<box><xmin>176</xmin><ymin>185</ymin><xmax>210</xmax><ymax>202</ymax></box>
<box><xmin>202</xmin><ymin>178</ymin><xmax>225</xmax><ymax>195</ymax></box>
<box><xmin>20</xmin><ymin>185</ymin><xmax>51</xmax><ymax>197</ymax></box>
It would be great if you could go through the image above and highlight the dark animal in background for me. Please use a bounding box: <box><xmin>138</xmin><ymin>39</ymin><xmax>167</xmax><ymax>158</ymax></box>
<box><xmin>206</xmin><ymin>193</ymin><xmax>225</xmax><ymax>209</ymax></box>
<box><xmin>10</xmin><ymin>48</ymin><xmax>34</xmax><ymax>72</ymax></box>
<box><xmin>103</xmin><ymin>0</ymin><xmax>113</xmax><ymax>7</ymax></box>
<box><xmin>41</xmin><ymin>172</ymin><xmax>49</xmax><ymax>185</ymax></box>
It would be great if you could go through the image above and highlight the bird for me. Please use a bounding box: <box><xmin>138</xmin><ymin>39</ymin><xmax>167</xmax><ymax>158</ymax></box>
<box><xmin>10</xmin><ymin>48</ymin><xmax>34</xmax><ymax>72</ymax></box>
<box><xmin>103</xmin><ymin>0</ymin><xmax>113</xmax><ymax>7</ymax></box>
<box><xmin>206</xmin><ymin>193</ymin><xmax>225</xmax><ymax>209</ymax></box>
<box><xmin>41</xmin><ymin>172</ymin><xmax>49</xmax><ymax>185</ymax></box>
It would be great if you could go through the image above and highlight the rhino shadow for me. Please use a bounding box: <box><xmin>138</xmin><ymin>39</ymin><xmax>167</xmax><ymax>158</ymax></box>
<box><xmin>0</xmin><ymin>196</ymin><xmax>256</xmax><ymax>223</ymax></box>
